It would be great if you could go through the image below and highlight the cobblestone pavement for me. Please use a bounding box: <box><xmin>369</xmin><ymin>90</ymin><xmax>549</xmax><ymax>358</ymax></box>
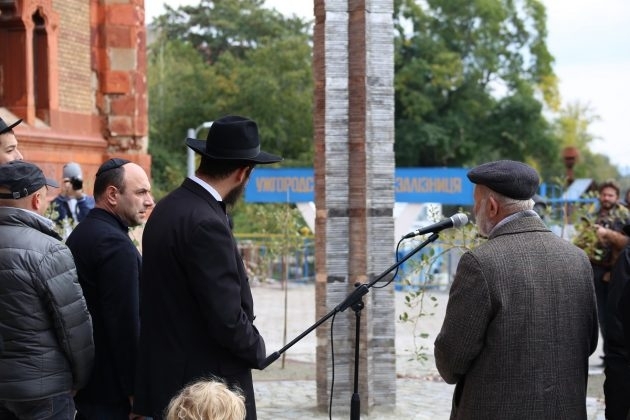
<box><xmin>251</xmin><ymin>282</ymin><xmax>606</xmax><ymax>420</ymax></box>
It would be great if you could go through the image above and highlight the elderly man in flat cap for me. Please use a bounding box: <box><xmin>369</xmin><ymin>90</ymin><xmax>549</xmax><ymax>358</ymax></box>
<box><xmin>134</xmin><ymin>115</ymin><xmax>282</xmax><ymax>420</ymax></box>
<box><xmin>434</xmin><ymin>160</ymin><xmax>598</xmax><ymax>420</ymax></box>
<box><xmin>0</xmin><ymin>117</ymin><xmax>24</xmax><ymax>163</ymax></box>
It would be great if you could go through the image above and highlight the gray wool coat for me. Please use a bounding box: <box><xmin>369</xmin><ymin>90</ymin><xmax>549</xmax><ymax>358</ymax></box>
<box><xmin>435</xmin><ymin>212</ymin><xmax>598</xmax><ymax>420</ymax></box>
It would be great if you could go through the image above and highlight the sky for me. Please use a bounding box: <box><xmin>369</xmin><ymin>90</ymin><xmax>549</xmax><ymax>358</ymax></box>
<box><xmin>145</xmin><ymin>1</ymin><xmax>630</xmax><ymax>174</ymax></box>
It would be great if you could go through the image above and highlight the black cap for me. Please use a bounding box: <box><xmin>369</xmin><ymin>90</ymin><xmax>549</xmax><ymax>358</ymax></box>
<box><xmin>96</xmin><ymin>158</ymin><xmax>131</xmax><ymax>177</ymax></box>
<box><xmin>0</xmin><ymin>161</ymin><xmax>59</xmax><ymax>199</ymax></box>
<box><xmin>467</xmin><ymin>160</ymin><xmax>540</xmax><ymax>200</ymax></box>
<box><xmin>0</xmin><ymin>117</ymin><xmax>22</xmax><ymax>135</ymax></box>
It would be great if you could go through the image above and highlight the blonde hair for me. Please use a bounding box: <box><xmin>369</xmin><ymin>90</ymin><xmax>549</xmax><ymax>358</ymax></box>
<box><xmin>165</xmin><ymin>380</ymin><xmax>246</xmax><ymax>420</ymax></box>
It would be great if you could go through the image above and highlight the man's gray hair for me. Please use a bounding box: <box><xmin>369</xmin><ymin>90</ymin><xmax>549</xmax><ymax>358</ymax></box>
<box><xmin>491</xmin><ymin>192</ymin><xmax>534</xmax><ymax>212</ymax></box>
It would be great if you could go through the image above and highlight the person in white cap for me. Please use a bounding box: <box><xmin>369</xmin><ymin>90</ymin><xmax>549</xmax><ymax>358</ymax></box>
<box><xmin>51</xmin><ymin>162</ymin><xmax>95</xmax><ymax>238</ymax></box>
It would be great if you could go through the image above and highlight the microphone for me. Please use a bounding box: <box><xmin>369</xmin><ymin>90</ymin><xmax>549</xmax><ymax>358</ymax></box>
<box><xmin>402</xmin><ymin>213</ymin><xmax>468</xmax><ymax>239</ymax></box>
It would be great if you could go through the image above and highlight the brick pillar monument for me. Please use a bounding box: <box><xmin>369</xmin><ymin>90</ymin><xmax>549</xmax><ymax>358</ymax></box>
<box><xmin>313</xmin><ymin>0</ymin><xmax>396</xmax><ymax>415</ymax></box>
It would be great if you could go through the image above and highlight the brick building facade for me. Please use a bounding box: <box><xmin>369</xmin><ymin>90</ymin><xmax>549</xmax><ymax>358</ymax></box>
<box><xmin>0</xmin><ymin>0</ymin><xmax>150</xmax><ymax>192</ymax></box>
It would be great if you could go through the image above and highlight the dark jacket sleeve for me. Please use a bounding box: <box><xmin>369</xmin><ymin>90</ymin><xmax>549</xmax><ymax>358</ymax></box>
<box><xmin>39</xmin><ymin>242</ymin><xmax>95</xmax><ymax>390</ymax></box>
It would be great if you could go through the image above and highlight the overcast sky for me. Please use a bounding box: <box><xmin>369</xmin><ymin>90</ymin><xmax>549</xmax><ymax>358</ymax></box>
<box><xmin>146</xmin><ymin>1</ymin><xmax>630</xmax><ymax>174</ymax></box>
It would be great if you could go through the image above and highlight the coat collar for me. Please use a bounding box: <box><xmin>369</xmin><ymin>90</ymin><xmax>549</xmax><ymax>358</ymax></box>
<box><xmin>0</xmin><ymin>207</ymin><xmax>61</xmax><ymax>240</ymax></box>
<box><xmin>489</xmin><ymin>211</ymin><xmax>548</xmax><ymax>239</ymax></box>
<box><xmin>87</xmin><ymin>207</ymin><xmax>130</xmax><ymax>232</ymax></box>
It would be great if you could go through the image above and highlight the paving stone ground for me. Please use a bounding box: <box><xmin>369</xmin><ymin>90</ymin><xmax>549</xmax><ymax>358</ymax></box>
<box><xmin>251</xmin><ymin>282</ymin><xmax>606</xmax><ymax>420</ymax></box>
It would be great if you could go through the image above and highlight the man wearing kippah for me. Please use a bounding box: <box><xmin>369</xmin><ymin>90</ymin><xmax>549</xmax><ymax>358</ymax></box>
<box><xmin>0</xmin><ymin>160</ymin><xmax>94</xmax><ymax>419</ymax></box>
<box><xmin>66</xmin><ymin>158</ymin><xmax>154</xmax><ymax>420</ymax></box>
<box><xmin>0</xmin><ymin>117</ymin><xmax>24</xmax><ymax>163</ymax></box>
<box><xmin>434</xmin><ymin>160</ymin><xmax>598</xmax><ymax>420</ymax></box>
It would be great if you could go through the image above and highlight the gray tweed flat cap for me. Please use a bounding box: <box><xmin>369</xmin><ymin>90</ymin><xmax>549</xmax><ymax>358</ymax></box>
<box><xmin>467</xmin><ymin>160</ymin><xmax>540</xmax><ymax>200</ymax></box>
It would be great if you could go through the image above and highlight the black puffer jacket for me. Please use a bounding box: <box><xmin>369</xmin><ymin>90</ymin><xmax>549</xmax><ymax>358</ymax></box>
<box><xmin>0</xmin><ymin>207</ymin><xmax>94</xmax><ymax>400</ymax></box>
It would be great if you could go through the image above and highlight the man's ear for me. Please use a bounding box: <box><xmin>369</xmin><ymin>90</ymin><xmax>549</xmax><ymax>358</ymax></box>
<box><xmin>235</xmin><ymin>166</ymin><xmax>251</xmax><ymax>184</ymax></box>
<box><xmin>105</xmin><ymin>185</ymin><xmax>118</xmax><ymax>205</ymax></box>
<box><xmin>31</xmin><ymin>192</ymin><xmax>42</xmax><ymax>212</ymax></box>
<box><xmin>488</xmin><ymin>195</ymin><xmax>499</xmax><ymax>217</ymax></box>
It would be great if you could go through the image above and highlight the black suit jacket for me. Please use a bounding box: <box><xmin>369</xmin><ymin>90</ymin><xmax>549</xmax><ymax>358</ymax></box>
<box><xmin>66</xmin><ymin>208</ymin><xmax>141</xmax><ymax>406</ymax></box>
<box><xmin>133</xmin><ymin>179</ymin><xmax>266</xmax><ymax>420</ymax></box>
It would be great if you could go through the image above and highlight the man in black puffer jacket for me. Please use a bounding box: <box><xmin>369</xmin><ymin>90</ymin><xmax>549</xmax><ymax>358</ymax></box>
<box><xmin>0</xmin><ymin>161</ymin><xmax>95</xmax><ymax>419</ymax></box>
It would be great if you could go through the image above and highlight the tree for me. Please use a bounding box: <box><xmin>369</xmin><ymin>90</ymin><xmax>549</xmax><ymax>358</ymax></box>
<box><xmin>148</xmin><ymin>39</ymin><xmax>226</xmax><ymax>197</ymax></box>
<box><xmin>393</xmin><ymin>0</ymin><xmax>561</xmax><ymax>170</ymax></box>
<box><xmin>150</xmin><ymin>0</ymin><xmax>310</xmax><ymax>64</ymax></box>
<box><xmin>147</xmin><ymin>0</ymin><xmax>314</xmax><ymax>197</ymax></box>
<box><xmin>552</xmin><ymin>101</ymin><xmax>619</xmax><ymax>182</ymax></box>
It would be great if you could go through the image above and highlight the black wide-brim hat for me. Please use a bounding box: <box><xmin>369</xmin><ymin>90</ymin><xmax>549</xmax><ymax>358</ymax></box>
<box><xmin>0</xmin><ymin>117</ymin><xmax>23</xmax><ymax>135</ymax></box>
<box><xmin>186</xmin><ymin>115</ymin><xmax>282</xmax><ymax>164</ymax></box>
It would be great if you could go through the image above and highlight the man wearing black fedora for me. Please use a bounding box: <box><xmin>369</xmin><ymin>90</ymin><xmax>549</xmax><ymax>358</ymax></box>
<box><xmin>0</xmin><ymin>117</ymin><xmax>24</xmax><ymax>164</ymax></box>
<box><xmin>134</xmin><ymin>115</ymin><xmax>282</xmax><ymax>420</ymax></box>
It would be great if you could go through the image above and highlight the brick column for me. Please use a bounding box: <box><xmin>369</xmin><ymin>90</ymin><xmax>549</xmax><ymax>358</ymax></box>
<box><xmin>314</xmin><ymin>0</ymin><xmax>395</xmax><ymax>415</ymax></box>
<box><xmin>92</xmin><ymin>0</ymin><xmax>149</xmax><ymax>169</ymax></box>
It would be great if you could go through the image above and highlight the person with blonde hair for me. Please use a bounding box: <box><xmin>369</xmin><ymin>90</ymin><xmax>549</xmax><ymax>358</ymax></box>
<box><xmin>166</xmin><ymin>380</ymin><xmax>246</xmax><ymax>420</ymax></box>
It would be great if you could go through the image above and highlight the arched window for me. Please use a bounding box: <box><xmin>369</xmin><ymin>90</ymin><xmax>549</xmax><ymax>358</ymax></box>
<box><xmin>32</xmin><ymin>9</ymin><xmax>49</xmax><ymax>123</ymax></box>
<box><xmin>0</xmin><ymin>2</ymin><xmax>28</xmax><ymax>115</ymax></box>
<box><xmin>0</xmin><ymin>0</ymin><xmax>57</xmax><ymax>126</ymax></box>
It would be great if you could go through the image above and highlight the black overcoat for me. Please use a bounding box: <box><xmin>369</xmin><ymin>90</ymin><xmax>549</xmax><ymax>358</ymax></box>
<box><xmin>66</xmin><ymin>208</ymin><xmax>141</xmax><ymax>407</ymax></box>
<box><xmin>133</xmin><ymin>179</ymin><xmax>266</xmax><ymax>420</ymax></box>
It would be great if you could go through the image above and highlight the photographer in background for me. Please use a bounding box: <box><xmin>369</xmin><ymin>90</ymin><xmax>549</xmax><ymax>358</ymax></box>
<box><xmin>52</xmin><ymin>162</ymin><xmax>95</xmax><ymax>239</ymax></box>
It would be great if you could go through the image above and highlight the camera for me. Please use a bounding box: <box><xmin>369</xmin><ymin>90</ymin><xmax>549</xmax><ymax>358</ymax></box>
<box><xmin>70</xmin><ymin>177</ymin><xmax>83</xmax><ymax>191</ymax></box>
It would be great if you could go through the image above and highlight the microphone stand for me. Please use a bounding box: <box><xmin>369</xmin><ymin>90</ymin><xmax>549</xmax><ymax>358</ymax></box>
<box><xmin>260</xmin><ymin>232</ymin><xmax>441</xmax><ymax>419</ymax></box>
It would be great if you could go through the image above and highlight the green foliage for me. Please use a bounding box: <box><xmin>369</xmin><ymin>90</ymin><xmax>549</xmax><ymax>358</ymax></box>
<box><xmin>232</xmin><ymin>202</ymin><xmax>308</xmax><ymax>236</ymax></box>
<box><xmin>398</xmin><ymin>208</ymin><xmax>485</xmax><ymax>362</ymax></box>
<box><xmin>147</xmin><ymin>0</ymin><xmax>313</xmax><ymax>197</ymax></box>
<box><xmin>393</xmin><ymin>0</ymin><xmax>561</xmax><ymax>170</ymax></box>
<box><xmin>148</xmin><ymin>39</ymin><xmax>222</xmax><ymax>198</ymax></box>
<box><xmin>572</xmin><ymin>214</ymin><xmax>605</xmax><ymax>263</ymax></box>
<box><xmin>232</xmin><ymin>202</ymin><xmax>310</xmax><ymax>281</ymax></box>
<box><xmin>551</xmin><ymin>101</ymin><xmax>620</xmax><ymax>182</ymax></box>
<box><xmin>150</xmin><ymin>0</ymin><xmax>310</xmax><ymax>64</ymax></box>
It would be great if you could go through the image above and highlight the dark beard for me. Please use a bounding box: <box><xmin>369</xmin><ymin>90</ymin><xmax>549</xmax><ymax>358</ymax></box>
<box><xmin>223</xmin><ymin>180</ymin><xmax>246</xmax><ymax>208</ymax></box>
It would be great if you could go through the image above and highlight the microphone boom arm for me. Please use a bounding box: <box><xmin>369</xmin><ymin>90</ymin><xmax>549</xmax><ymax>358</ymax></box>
<box><xmin>260</xmin><ymin>232</ymin><xmax>441</xmax><ymax>369</ymax></box>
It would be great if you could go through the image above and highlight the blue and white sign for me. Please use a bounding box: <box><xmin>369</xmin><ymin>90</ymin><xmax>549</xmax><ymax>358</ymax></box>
<box><xmin>395</xmin><ymin>168</ymin><xmax>473</xmax><ymax>205</ymax></box>
<box><xmin>246</xmin><ymin>168</ymin><xmax>474</xmax><ymax>205</ymax></box>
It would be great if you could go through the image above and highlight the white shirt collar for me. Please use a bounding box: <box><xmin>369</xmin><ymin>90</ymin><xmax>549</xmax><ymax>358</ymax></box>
<box><xmin>188</xmin><ymin>175</ymin><xmax>223</xmax><ymax>202</ymax></box>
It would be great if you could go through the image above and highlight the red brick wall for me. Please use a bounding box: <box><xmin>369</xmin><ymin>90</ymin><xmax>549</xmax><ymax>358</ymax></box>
<box><xmin>13</xmin><ymin>0</ymin><xmax>150</xmax><ymax>190</ymax></box>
